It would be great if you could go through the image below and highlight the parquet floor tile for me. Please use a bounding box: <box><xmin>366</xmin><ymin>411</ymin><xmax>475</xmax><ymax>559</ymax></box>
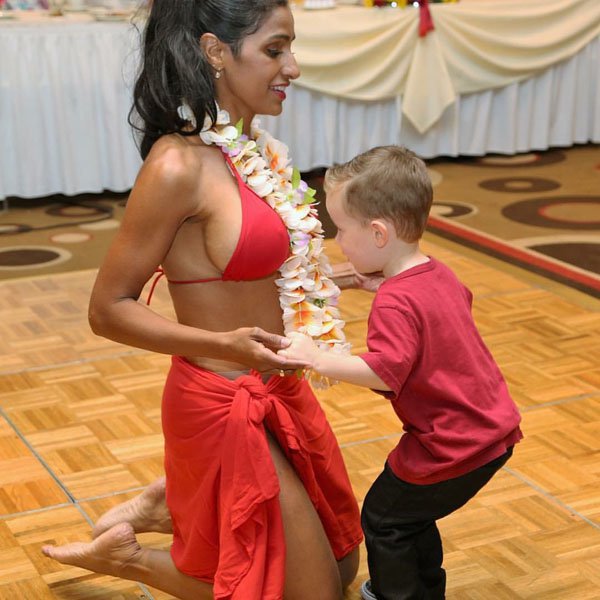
<box><xmin>0</xmin><ymin>237</ymin><xmax>598</xmax><ymax>598</ymax></box>
<box><xmin>0</xmin><ymin>416</ymin><xmax>68</xmax><ymax>514</ymax></box>
<box><xmin>0</xmin><ymin>505</ymin><xmax>148</xmax><ymax>598</ymax></box>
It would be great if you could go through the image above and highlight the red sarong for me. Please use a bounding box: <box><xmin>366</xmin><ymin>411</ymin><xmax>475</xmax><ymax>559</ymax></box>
<box><xmin>161</xmin><ymin>356</ymin><xmax>363</xmax><ymax>600</ymax></box>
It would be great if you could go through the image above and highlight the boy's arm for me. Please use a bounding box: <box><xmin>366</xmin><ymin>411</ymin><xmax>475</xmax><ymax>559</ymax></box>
<box><xmin>281</xmin><ymin>332</ymin><xmax>391</xmax><ymax>391</ymax></box>
<box><xmin>313</xmin><ymin>352</ymin><xmax>391</xmax><ymax>391</ymax></box>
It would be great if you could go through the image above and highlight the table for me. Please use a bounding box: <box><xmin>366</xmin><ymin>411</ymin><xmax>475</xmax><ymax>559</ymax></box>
<box><xmin>1</xmin><ymin>2</ymin><xmax>599</xmax><ymax>199</ymax></box>
<box><xmin>0</xmin><ymin>11</ymin><xmax>141</xmax><ymax>201</ymax></box>
<box><xmin>263</xmin><ymin>0</ymin><xmax>600</xmax><ymax>170</ymax></box>
<box><xmin>262</xmin><ymin>35</ymin><xmax>599</xmax><ymax>171</ymax></box>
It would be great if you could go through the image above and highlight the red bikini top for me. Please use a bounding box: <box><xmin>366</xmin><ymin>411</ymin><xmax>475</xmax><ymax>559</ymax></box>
<box><xmin>147</xmin><ymin>153</ymin><xmax>289</xmax><ymax>303</ymax></box>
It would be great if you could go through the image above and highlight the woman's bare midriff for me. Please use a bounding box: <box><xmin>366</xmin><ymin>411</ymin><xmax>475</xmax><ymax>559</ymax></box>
<box><xmin>168</xmin><ymin>275</ymin><xmax>285</xmax><ymax>372</ymax></box>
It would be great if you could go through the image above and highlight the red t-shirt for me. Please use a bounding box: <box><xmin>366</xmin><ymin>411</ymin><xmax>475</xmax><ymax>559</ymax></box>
<box><xmin>360</xmin><ymin>257</ymin><xmax>522</xmax><ymax>484</ymax></box>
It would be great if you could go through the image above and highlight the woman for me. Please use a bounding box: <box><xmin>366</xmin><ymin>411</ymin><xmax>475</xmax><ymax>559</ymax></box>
<box><xmin>42</xmin><ymin>1</ymin><xmax>362</xmax><ymax>599</ymax></box>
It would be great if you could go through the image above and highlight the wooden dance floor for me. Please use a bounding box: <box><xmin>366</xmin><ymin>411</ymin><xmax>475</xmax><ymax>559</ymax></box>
<box><xmin>0</xmin><ymin>238</ymin><xmax>598</xmax><ymax>599</ymax></box>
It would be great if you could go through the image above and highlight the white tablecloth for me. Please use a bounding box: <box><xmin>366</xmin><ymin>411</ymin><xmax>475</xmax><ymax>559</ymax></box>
<box><xmin>1</xmin><ymin>9</ymin><xmax>598</xmax><ymax>199</ymax></box>
<box><xmin>291</xmin><ymin>0</ymin><xmax>600</xmax><ymax>133</ymax></box>
<box><xmin>0</xmin><ymin>13</ymin><xmax>142</xmax><ymax>200</ymax></box>
<box><xmin>263</xmin><ymin>35</ymin><xmax>600</xmax><ymax>170</ymax></box>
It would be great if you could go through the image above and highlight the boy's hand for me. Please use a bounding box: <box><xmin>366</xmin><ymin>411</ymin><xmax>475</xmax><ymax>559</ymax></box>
<box><xmin>278</xmin><ymin>332</ymin><xmax>319</xmax><ymax>367</ymax></box>
<box><xmin>224</xmin><ymin>327</ymin><xmax>308</xmax><ymax>372</ymax></box>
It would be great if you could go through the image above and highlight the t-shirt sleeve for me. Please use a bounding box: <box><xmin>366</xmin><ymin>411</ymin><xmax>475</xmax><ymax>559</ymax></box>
<box><xmin>359</xmin><ymin>305</ymin><xmax>419</xmax><ymax>396</ymax></box>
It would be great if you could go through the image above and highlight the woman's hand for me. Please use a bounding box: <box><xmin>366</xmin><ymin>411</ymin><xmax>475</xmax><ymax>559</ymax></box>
<box><xmin>353</xmin><ymin>271</ymin><xmax>385</xmax><ymax>293</ymax></box>
<box><xmin>277</xmin><ymin>332</ymin><xmax>320</xmax><ymax>367</ymax></box>
<box><xmin>331</xmin><ymin>262</ymin><xmax>384</xmax><ymax>292</ymax></box>
<box><xmin>224</xmin><ymin>327</ymin><xmax>310</xmax><ymax>373</ymax></box>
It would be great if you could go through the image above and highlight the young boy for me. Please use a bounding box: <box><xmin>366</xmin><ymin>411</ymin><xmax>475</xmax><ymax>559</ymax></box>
<box><xmin>280</xmin><ymin>146</ymin><xmax>523</xmax><ymax>600</ymax></box>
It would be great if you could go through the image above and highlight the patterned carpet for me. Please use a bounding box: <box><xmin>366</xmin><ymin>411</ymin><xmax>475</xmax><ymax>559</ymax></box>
<box><xmin>307</xmin><ymin>143</ymin><xmax>600</xmax><ymax>299</ymax></box>
<box><xmin>1</xmin><ymin>144</ymin><xmax>599</xmax><ymax>297</ymax></box>
<box><xmin>426</xmin><ymin>144</ymin><xmax>600</xmax><ymax>298</ymax></box>
<box><xmin>0</xmin><ymin>192</ymin><xmax>128</xmax><ymax>280</ymax></box>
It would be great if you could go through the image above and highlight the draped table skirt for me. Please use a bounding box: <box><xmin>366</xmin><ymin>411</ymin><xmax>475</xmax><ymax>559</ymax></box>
<box><xmin>1</xmin><ymin>12</ymin><xmax>598</xmax><ymax>200</ymax></box>
<box><xmin>0</xmin><ymin>16</ymin><xmax>142</xmax><ymax>201</ymax></box>
<box><xmin>262</xmin><ymin>36</ymin><xmax>600</xmax><ymax>170</ymax></box>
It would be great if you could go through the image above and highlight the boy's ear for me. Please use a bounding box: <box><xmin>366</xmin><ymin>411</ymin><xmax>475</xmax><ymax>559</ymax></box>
<box><xmin>370</xmin><ymin>220</ymin><xmax>390</xmax><ymax>248</ymax></box>
<box><xmin>200</xmin><ymin>33</ymin><xmax>225</xmax><ymax>71</ymax></box>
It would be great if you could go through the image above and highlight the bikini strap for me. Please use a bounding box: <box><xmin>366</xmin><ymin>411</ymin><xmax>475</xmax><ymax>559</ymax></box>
<box><xmin>147</xmin><ymin>268</ymin><xmax>224</xmax><ymax>304</ymax></box>
<box><xmin>223</xmin><ymin>152</ymin><xmax>244</xmax><ymax>183</ymax></box>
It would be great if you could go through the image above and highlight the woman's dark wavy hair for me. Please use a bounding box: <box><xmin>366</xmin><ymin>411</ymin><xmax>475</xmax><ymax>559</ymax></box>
<box><xmin>130</xmin><ymin>0</ymin><xmax>288</xmax><ymax>159</ymax></box>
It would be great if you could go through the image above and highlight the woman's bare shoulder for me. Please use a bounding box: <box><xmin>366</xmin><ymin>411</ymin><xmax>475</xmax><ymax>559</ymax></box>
<box><xmin>131</xmin><ymin>134</ymin><xmax>220</xmax><ymax>215</ymax></box>
<box><xmin>141</xmin><ymin>135</ymin><xmax>214</xmax><ymax>187</ymax></box>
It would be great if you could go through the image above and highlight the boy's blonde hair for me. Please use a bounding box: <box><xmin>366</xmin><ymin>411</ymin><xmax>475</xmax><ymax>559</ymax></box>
<box><xmin>324</xmin><ymin>145</ymin><xmax>433</xmax><ymax>243</ymax></box>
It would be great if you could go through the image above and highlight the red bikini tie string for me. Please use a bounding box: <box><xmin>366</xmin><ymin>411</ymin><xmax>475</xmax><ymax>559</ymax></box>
<box><xmin>146</xmin><ymin>267</ymin><xmax>165</xmax><ymax>305</ymax></box>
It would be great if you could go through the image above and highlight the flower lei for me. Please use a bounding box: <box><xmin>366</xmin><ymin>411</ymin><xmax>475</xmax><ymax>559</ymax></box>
<box><xmin>199</xmin><ymin>108</ymin><xmax>350</xmax><ymax>384</ymax></box>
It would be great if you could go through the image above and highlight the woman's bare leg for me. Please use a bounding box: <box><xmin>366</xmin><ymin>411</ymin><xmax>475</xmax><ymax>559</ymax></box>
<box><xmin>92</xmin><ymin>477</ymin><xmax>172</xmax><ymax>538</ymax></box>
<box><xmin>41</xmin><ymin>522</ymin><xmax>211</xmax><ymax>600</ymax></box>
<box><xmin>73</xmin><ymin>438</ymin><xmax>359</xmax><ymax>599</ymax></box>
<box><xmin>338</xmin><ymin>547</ymin><xmax>360</xmax><ymax>592</ymax></box>
<box><xmin>267</xmin><ymin>434</ymin><xmax>358</xmax><ymax>600</ymax></box>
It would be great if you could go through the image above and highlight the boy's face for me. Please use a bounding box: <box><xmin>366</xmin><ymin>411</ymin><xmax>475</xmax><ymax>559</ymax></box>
<box><xmin>326</xmin><ymin>184</ymin><xmax>385</xmax><ymax>274</ymax></box>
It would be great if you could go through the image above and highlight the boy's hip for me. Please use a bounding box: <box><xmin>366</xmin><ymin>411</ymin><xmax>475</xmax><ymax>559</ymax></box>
<box><xmin>362</xmin><ymin>447</ymin><xmax>513</xmax><ymax>526</ymax></box>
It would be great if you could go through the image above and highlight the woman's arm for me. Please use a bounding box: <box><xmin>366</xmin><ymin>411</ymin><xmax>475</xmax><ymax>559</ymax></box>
<box><xmin>281</xmin><ymin>333</ymin><xmax>391</xmax><ymax>391</ymax></box>
<box><xmin>88</xmin><ymin>141</ymin><xmax>296</xmax><ymax>372</ymax></box>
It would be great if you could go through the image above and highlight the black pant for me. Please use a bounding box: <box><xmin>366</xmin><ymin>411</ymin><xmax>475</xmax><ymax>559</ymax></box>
<box><xmin>361</xmin><ymin>448</ymin><xmax>513</xmax><ymax>600</ymax></box>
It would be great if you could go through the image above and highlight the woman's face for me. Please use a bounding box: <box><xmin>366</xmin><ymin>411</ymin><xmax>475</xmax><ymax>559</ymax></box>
<box><xmin>216</xmin><ymin>6</ymin><xmax>300</xmax><ymax>125</ymax></box>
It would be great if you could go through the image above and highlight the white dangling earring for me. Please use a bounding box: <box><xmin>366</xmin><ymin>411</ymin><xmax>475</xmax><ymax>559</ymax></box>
<box><xmin>215</xmin><ymin>68</ymin><xmax>222</xmax><ymax>80</ymax></box>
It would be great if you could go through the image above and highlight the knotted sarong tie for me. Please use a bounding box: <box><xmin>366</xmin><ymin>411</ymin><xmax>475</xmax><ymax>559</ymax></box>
<box><xmin>216</xmin><ymin>373</ymin><xmax>318</xmax><ymax>599</ymax></box>
<box><xmin>237</xmin><ymin>375</ymin><xmax>274</xmax><ymax>425</ymax></box>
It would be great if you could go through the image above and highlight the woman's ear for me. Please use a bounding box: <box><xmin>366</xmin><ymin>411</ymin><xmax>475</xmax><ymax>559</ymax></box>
<box><xmin>200</xmin><ymin>33</ymin><xmax>225</xmax><ymax>71</ymax></box>
<box><xmin>371</xmin><ymin>220</ymin><xmax>390</xmax><ymax>248</ymax></box>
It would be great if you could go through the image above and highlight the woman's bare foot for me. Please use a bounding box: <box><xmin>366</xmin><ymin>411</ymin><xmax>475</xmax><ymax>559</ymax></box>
<box><xmin>92</xmin><ymin>477</ymin><xmax>173</xmax><ymax>538</ymax></box>
<box><xmin>44</xmin><ymin>522</ymin><xmax>214</xmax><ymax>600</ymax></box>
<box><xmin>42</xmin><ymin>522</ymin><xmax>143</xmax><ymax>580</ymax></box>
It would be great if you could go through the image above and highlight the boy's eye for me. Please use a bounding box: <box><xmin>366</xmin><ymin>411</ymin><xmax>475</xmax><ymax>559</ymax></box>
<box><xmin>267</xmin><ymin>48</ymin><xmax>283</xmax><ymax>58</ymax></box>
